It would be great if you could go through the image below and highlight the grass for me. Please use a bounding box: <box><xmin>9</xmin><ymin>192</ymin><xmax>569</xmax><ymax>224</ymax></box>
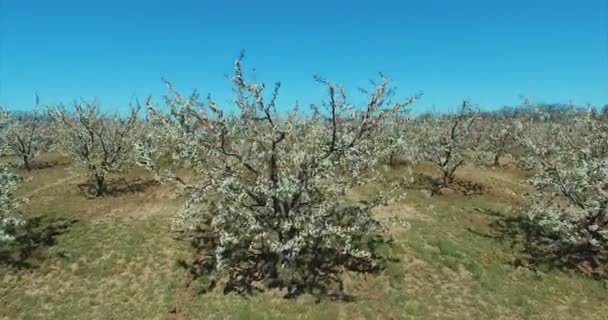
<box><xmin>1</xmin><ymin>154</ymin><xmax>607</xmax><ymax>319</ymax></box>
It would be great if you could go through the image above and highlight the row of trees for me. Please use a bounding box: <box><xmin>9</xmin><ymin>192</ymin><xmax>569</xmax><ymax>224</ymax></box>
<box><xmin>1</xmin><ymin>56</ymin><xmax>607</xmax><ymax>293</ymax></box>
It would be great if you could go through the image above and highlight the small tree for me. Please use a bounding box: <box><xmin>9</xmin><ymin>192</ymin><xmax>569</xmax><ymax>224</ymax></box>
<box><xmin>48</xmin><ymin>101</ymin><xmax>140</xmax><ymax>196</ymax></box>
<box><xmin>409</xmin><ymin>101</ymin><xmax>480</xmax><ymax>189</ymax></box>
<box><xmin>138</xmin><ymin>55</ymin><xmax>418</xmax><ymax>297</ymax></box>
<box><xmin>481</xmin><ymin>117</ymin><xmax>522</xmax><ymax>167</ymax></box>
<box><xmin>0</xmin><ymin>105</ymin><xmax>50</xmax><ymax>171</ymax></box>
<box><xmin>520</xmin><ymin>112</ymin><xmax>608</xmax><ymax>276</ymax></box>
<box><xmin>380</xmin><ymin>110</ymin><xmax>417</xmax><ymax>167</ymax></box>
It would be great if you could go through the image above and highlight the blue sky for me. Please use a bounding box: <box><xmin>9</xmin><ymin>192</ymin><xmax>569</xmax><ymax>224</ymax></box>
<box><xmin>1</xmin><ymin>0</ymin><xmax>607</xmax><ymax>114</ymax></box>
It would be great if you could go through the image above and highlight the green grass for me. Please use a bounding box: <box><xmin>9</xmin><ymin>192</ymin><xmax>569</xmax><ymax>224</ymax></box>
<box><xmin>1</xmin><ymin>155</ymin><xmax>607</xmax><ymax>319</ymax></box>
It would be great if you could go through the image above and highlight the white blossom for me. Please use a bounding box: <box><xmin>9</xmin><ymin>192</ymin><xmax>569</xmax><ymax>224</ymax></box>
<box><xmin>520</xmin><ymin>111</ymin><xmax>608</xmax><ymax>274</ymax></box>
<box><xmin>0</xmin><ymin>106</ymin><xmax>51</xmax><ymax>171</ymax></box>
<box><xmin>138</xmin><ymin>55</ymin><xmax>418</xmax><ymax>296</ymax></box>
<box><xmin>48</xmin><ymin>101</ymin><xmax>141</xmax><ymax>196</ymax></box>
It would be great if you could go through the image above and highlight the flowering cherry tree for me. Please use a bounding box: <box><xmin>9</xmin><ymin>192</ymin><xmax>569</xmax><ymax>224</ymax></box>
<box><xmin>48</xmin><ymin>101</ymin><xmax>141</xmax><ymax>196</ymax></box>
<box><xmin>138</xmin><ymin>55</ymin><xmax>418</xmax><ymax>297</ymax></box>
<box><xmin>481</xmin><ymin>117</ymin><xmax>522</xmax><ymax>167</ymax></box>
<box><xmin>409</xmin><ymin>101</ymin><xmax>480</xmax><ymax>190</ymax></box>
<box><xmin>520</xmin><ymin>112</ymin><xmax>608</xmax><ymax>275</ymax></box>
<box><xmin>0</xmin><ymin>105</ymin><xmax>51</xmax><ymax>171</ymax></box>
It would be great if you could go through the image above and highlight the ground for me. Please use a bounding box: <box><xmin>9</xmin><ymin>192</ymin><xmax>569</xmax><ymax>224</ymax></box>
<box><xmin>1</xmin><ymin>153</ymin><xmax>607</xmax><ymax>319</ymax></box>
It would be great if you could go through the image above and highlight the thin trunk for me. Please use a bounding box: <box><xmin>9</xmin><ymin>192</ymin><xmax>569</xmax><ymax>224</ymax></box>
<box><xmin>95</xmin><ymin>174</ymin><xmax>106</xmax><ymax>197</ymax></box>
<box><xmin>389</xmin><ymin>151</ymin><xmax>396</xmax><ymax>167</ymax></box>
<box><xmin>493</xmin><ymin>153</ymin><xmax>501</xmax><ymax>167</ymax></box>
<box><xmin>23</xmin><ymin>155</ymin><xmax>31</xmax><ymax>171</ymax></box>
<box><xmin>442</xmin><ymin>170</ymin><xmax>451</xmax><ymax>188</ymax></box>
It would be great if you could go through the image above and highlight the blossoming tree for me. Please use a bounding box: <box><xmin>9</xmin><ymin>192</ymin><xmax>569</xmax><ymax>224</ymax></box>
<box><xmin>520</xmin><ymin>112</ymin><xmax>608</xmax><ymax>275</ymax></box>
<box><xmin>48</xmin><ymin>101</ymin><xmax>141</xmax><ymax>196</ymax></box>
<box><xmin>138</xmin><ymin>55</ymin><xmax>418</xmax><ymax>297</ymax></box>
<box><xmin>1</xmin><ymin>106</ymin><xmax>50</xmax><ymax>171</ymax></box>
<box><xmin>409</xmin><ymin>101</ymin><xmax>480</xmax><ymax>190</ymax></box>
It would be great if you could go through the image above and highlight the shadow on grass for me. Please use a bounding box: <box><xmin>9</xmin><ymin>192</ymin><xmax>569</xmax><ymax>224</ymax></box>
<box><xmin>5</xmin><ymin>159</ymin><xmax>69</xmax><ymax>171</ymax></box>
<box><xmin>29</xmin><ymin>159</ymin><xmax>70</xmax><ymax>170</ymax></box>
<box><xmin>0</xmin><ymin>216</ymin><xmax>77</xmax><ymax>269</ymax></box>
<box><xmin>454</xmin><ymin>179</ymin><xmax>485</xmax><ymax>196</ymax></box>
<box><xmin>78</xmin><ymin>178</ymin><xmax>159</xmax><ymax>198</ymax></box>
<box><xmin>410</xmin><ymin>173</ymin><xmax>485</xmax><ymax>196</ymax></box>
<box><xmin>468</xmin><ymin>207</ymin><xmax>608</xmax><ymax>279</ymax></box>
<box><xmin>174</xmin><ymin>228</ymin><xmax>399</xmax><ymax>302</ymax></box>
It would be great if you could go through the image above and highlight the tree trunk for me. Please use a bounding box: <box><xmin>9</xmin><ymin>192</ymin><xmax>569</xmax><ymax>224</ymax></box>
<box><xmin>94</xmin><ymin>174</ymin><xmax>106</xmax><ymax>197</ymax></box>
<box><xmin>493</xmin><ymin>154</ymin><xmax>500</xmax><ymax>167</ymax></box>
<box><xmin>23</xmin><ymin>155</ymin><xmax>31</xmax><ymax>171</ymax></box>
<box><xmin>389</xmin><ymin>151</ymin><xmax>398</xmax><ymax>167</ymax></box>
<box><xmin>442</xmin><ymin>170</ymin><xmax>451</xmax><ymax>188</ymax></box>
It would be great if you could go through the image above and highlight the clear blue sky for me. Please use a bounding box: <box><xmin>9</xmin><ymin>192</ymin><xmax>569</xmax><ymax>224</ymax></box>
<box><xmin>1</xmin><ymin>0</ymin><xmax>607</xmax><ymax>114</ymax></box>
